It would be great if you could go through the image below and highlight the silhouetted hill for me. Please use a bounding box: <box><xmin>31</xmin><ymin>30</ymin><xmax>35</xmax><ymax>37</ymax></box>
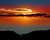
<box><xmin>0</xmin><ymin>30</ymin><xmax>50</xmax><ymax>40</ymax></box>
<box><xmin>0</xmin><ymin>31</ymin><xmax>22</xmax><ymax>40</ymax></box>
<box><xmin>22</xmin><ymin>30</ymin><xmax>50</xmax><ymax>40</ymax></box>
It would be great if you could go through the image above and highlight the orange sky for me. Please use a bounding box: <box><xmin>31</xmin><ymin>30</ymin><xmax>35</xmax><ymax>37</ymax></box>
<box><xmin>0</xmin><ymin>16</ymin><xmax>50</xmax><ymax>26</ymax></box>
<box><xmin>32</xmin><ymin>6</ymin><xmax>50</xmax><ymax>14</ymax></box>
<box><xmin>0</xmin><ymin>6</ymin><xmax>50</xmax><ymax>14</ymax></box>
<box><xmin>0</xmin><ymin>6</ymin><xmax>50</xmax><ymax>26</ymax></box>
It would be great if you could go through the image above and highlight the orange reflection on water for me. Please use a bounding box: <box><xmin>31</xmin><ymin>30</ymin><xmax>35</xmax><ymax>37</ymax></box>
<box><xmin>0</xmin><ymin>16</ymin><xmax>50</xmax><ymax>26</ymax></box>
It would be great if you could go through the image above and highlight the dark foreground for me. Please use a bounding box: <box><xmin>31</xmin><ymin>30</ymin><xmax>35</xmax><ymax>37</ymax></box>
<box><xmin>0</xmin><ymin>30</ymin><xmax>50</xmax><ymax>40</ymax></box>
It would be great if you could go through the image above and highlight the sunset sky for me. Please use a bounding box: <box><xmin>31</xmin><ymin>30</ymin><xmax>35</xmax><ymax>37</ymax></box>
<box><xmin>0</xmin><ymin>0</ymin><xmax>50</xmax><ymax>34</ymax></box>
<box><xmin>0</xmin><ymin>0</ymin><xmax>50</xmax><ymax>14</ymax></box>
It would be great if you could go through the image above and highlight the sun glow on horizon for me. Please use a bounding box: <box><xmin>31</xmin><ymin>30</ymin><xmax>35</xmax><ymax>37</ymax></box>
<box><xmin>0</xmin><ymin>8</ymin><xmax>38</xmax><ymax>15</ymax></box>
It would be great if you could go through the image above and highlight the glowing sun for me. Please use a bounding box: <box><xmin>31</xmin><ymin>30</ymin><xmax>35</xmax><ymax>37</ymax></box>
<box><xmin>13</xmin><ymin>8</ymin><xmax>33</xmax><ymax>15</ymax></box>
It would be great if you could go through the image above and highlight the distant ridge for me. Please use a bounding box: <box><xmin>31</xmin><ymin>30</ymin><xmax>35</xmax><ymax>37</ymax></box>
<box><xmin>0</xmin><ymin>31</ymin><xmax>22</xmax><ymax>40</ymax></box>
<box><xmin>22</xmin><ymin>30</ymin><xmax>50</xmax><ymax>40</ymax></box>
<box><xmin>0</xmin><ymin>30</ymin><xmax>50</xmax><ymax>40</ymax></box>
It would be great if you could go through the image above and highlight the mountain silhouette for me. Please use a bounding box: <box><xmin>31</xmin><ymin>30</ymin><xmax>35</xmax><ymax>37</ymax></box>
<box><xmin>0</xmin><ymin>31</ymin><xmax>22</xmax><ymax>40</ymax></box>
<box><xmin>22</xmin><ymin>30</ymin><xmax>50</xmax><ymax>40</ymax></box>
<box><xmin>0</xmin><ymin>30</ymin><xmax>50</xmax><ymax>40</ymax></box>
